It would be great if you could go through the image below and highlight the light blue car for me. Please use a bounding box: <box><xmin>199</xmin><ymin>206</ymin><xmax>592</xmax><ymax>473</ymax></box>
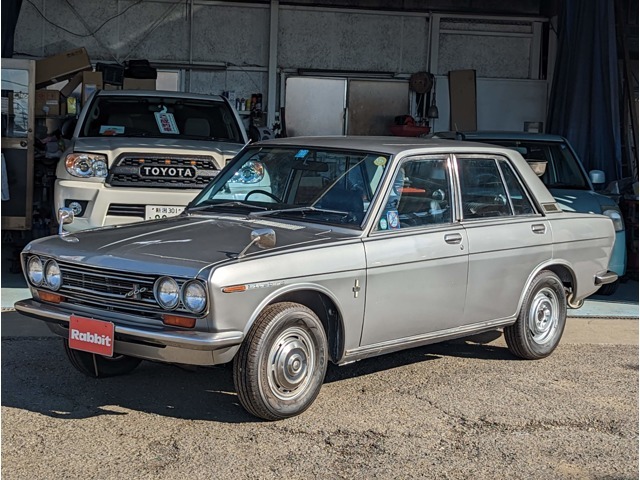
<box><xmin>434</xmin><ymin>131</ymin><xmax>626</xmax><ymax>295</ymax></box>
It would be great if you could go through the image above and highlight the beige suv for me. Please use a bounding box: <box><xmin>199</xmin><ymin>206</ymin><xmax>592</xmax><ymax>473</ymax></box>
<box><xmin>55</xmin><ymin>90</ymin><xmax>248</xmax><ymax>232</ymax></box>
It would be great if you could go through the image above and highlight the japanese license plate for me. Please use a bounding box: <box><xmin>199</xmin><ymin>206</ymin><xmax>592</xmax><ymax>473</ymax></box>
<box><xmin>69</xmin><ymin>315</ymin><xmax>114</xmax><ymax>357</ymax></box>
<box><xmin>145</xmin><ymin>205</ymin><xmax>185</xmax><ymax>220</ymax></box>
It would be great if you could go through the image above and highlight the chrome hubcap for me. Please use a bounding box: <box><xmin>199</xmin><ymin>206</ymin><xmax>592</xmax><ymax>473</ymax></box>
<box><xmin>267</xmin><ymin>326</ymin><xmax>315</xmax><ymax>400</ymax></box>
<box><xmin>528</xmin><ymin>287</ymin><xmax>559</xmax><ymax>344</ymax></box>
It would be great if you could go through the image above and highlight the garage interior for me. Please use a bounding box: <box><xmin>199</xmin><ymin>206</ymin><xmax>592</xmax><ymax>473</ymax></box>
<box><xmin>0</xmin><ymin>0</ymin><xmax>638</xmax><ymax>307</ymax></box>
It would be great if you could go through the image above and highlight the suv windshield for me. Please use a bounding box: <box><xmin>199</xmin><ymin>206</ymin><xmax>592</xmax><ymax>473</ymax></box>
<box><xmin>485</xmin><ymin>140</ymin><xmax>589</xmax><ymax>190</ymax></box>
<box><xmin>189</xmin><ymin>146</ymin><xmax>391</xmax><ymax>228</ymax></box>
<box><xmin>80</xmin><ymin>95</ymin><xmax>244</xmax><ymax>143</ymax></box>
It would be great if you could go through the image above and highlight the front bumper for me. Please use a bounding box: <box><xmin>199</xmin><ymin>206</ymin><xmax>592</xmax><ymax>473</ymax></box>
<box><xmin>54</xmin><ymin>179</ymin><xmax>203</xmax><ymax>232</ymax></box>
<box><xmin>14</xmin><ymin>299</ymin><xmax>244</xmax><ymax>366</ymax></box>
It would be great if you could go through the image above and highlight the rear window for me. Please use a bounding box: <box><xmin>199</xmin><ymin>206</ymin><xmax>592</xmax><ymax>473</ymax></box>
<box><xmin>485</xmin><ymin>140</ymin><xmax>589</xmax><ymax>190</ymax></box>
<box><xmin>80</xmin><ymin>95</ymin><xmax>244</xmax><ymax>143</ymax></box>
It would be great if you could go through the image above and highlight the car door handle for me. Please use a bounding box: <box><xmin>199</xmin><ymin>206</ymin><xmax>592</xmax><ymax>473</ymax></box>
<box><xmin>531</xmin><ymin>224</ymin><xmax>546</xmax><ymax>234</ymax></box>
<box><xmin>444</xmin><ymin>233</ymin><xmax>463</xmax><ymax>244</ymax></box>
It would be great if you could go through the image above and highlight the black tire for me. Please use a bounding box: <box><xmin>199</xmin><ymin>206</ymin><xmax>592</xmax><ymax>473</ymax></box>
<box><xmin>596</xmin><ymin>279</ymin><xmax>619</xmax><ymax>296</ymax></box>
<box><xmin>504</xmin><ymin>270</ymin><xmax>567</xmax><ymax>360</ymax></box>
<box><xmin>233</xmin><ymin>302</ymin><xmax>328</xmax><ymax>421</ymax></box>
<box><xmin>63</xmin><ymin>340</ymin><xmax>142</xmax><ymax>378</ymax></box>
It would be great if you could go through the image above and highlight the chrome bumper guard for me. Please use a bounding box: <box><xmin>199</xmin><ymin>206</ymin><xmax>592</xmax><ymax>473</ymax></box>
<box><xmin>14</xmin><ymin>299</ymin><xmax>243</xmax><ymax>351</ymax></box>
<box><xmin>595</xmin><ymin>271</ymin><xmax>618</xmax><ymax>286</ymax></box>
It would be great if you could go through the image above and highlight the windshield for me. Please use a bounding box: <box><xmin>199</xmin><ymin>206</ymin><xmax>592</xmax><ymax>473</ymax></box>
<box><xmin>189</xmin><ymin>146</ymin><xmax>391</xmax><ymax>228</ymax></box>
<box><xmin>487</xmin><ymin>140</ymin><xmax>590</xmax><ymax>190</ymax></box>
<box><xmin>80</xmin><ymin>95</ymin><xmax>244</xmax><ymax>143</ymax></box>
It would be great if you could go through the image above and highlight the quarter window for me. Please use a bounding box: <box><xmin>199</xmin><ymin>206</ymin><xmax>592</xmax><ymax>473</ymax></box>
<box><xmin>498</xmin><ymin>160</ymin><xmax>535</xmax><ymax>215</ymax></box>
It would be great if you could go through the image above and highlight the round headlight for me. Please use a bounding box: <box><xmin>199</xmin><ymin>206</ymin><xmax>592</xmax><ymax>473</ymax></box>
<box><xmin>65</xmin><ymin>153</ymin><xmax>108</xmax><ymax>178</ymax></box>
<box><xmin>27</xmin><ymin>256</ymin><xmax>44</xmax><ymax>286</ymax></box>
<box><xmin>154</xmin><ymin>276</ymin><xmax>180</xmax><ymax>309</ymax></box>
<box><xmin>44</xmin><ymin>260</ymin><xmax>62</xmax><ymax>291</ymax></box>
<box><xmin>181</xmin><ymin>280</ymin><xmax>207</xmax><ymax>314</ymax></box>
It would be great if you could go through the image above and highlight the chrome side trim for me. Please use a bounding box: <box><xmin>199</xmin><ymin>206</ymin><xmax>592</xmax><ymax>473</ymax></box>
<box><xmin>595</xmin><ymin>271</ymin><xmax>618</xmax><ymax>285</ymax></box>
<box><xmin>340</xmin><ymin>317</ymin><xmax>514</xmax><ymax>364</ymax></box>
<box><xmin>14</xmin><ymin>299</ymin><xmax>243</xmax><ymax>351</ymax></box>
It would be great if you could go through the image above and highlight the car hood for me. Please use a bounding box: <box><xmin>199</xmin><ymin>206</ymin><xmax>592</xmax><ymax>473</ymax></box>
<box><xmin>72</xmin><ymin>137</ymin><xmax>244</xmax><ymax>156</ymax></box>
<box><xmin>26</xmin><ymin>214</ymin><xmax>357</xmax><ymax>277</ymax></box>
<box><xmin>549</xmin><ymin>188</ymin><xmax>610</xmax><ymax>213</ymax></box>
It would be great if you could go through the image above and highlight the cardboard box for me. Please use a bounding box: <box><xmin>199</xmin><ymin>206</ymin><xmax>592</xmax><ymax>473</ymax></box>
<box><xmin>35</xmin><ymin>89</ymin><xmax>64</xmax><ymax>116</ymax></box>
<box><xmin>123</xmin><ymin>78</ymin><xmax>156</xmax><ymax>90</ymax></box>
<box><xmin>36</xmin><ymin>47</ymin><xmax>92</xmax><ymax>87</ymax></box>
<box><xmin>104</xmin><ymin>84</ymin><xmax>121</xmax><ymax>90</ymax></box>
<box><xmin>82</xmin><ymin>71</ymin><xmax>103</xmax><ymax>102</ymax></box>
<box><xmin>60</xmin><ymin>72</ymin><xmax>83</xmax><ymax>98</ymax></box>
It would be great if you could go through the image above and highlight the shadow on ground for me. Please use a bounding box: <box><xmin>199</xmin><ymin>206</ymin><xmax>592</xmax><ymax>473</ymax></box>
<box><xmin>2</xmin><ymin>331</ymin><xmax>512</xmax><ymax>424</ymax></box>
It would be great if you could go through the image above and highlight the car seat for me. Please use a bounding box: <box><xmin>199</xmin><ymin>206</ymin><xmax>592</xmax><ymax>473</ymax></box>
<box><xmin>318</xmin><ymin>187</ymin><xmax>364</xmax><ymax>223</ymax></box>
<box><xmin>184</xmin><ymin>118</ymin><xmax>210</xmax><ymax>137</ymax></box>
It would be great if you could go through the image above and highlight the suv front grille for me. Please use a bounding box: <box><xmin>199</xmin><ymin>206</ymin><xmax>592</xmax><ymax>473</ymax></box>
<box><xmin>107</xmin><ymin>153</ymin><xmax>219</xmax><ymax>189</ymax></box>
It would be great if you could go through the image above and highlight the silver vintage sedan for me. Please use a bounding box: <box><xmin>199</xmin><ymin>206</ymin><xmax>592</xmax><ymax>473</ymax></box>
<box><xmin>15</xmin><ymin>136</ymin><xmax>618</xmax><ymax>420</ymax></box>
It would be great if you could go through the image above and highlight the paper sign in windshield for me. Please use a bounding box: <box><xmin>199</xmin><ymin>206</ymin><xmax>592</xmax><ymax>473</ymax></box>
<box><xmin>154</xmin><ymin>106</ymin><xmax>180</xmax><ymax>134</ymax></box>
<box><xmin>99</xmin><ymin>125</ymin><xmax>125</xmax><ymax>135</ymax></box>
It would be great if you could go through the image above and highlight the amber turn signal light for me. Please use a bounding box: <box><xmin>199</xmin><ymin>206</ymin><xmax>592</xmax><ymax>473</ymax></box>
<box><xmin>162</xmin><ymin>315</ymin><xmax>196</xmax><ymax>328</ymax></box>
<box><xmin>37</xmin><ymin>291</ymin><xmax>63</xmax><ymax>303</ymax></box>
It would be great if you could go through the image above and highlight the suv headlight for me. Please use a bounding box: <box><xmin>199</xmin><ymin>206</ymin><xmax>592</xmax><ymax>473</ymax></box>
<box><xmin>181</xmin><ymin>280</ymin><xmax>207</xmax><ymax>313</ymax></box>
<box><xmin>65</xmin><ymin>153</ymin><xmax>108</xmax><ymax>178</ymax></box>
<box><xmin>230</xmin><ymin>160</ymin><xmax>264</xmax><ymax>184</ymax></box>
<box><xmin>602</xmin><ymin>208</ymin><xmax>624</xmax><ymax>232</ymax></box>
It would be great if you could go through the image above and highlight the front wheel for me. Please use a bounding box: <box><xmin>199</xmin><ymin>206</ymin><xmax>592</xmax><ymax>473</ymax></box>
<box><xmin>504</xmin><ymin>271</ymin><xmax>567</xmax><ymax>360</ymax></box>
<box><xmin>233</xmin><ymin>302</ymin><xmax>328</xmax><ymax>421</ymax></box>
<box><xmin>63</xmin><ymin>340</ymin><xmax>142</xmax><ymax>378</ymax></box>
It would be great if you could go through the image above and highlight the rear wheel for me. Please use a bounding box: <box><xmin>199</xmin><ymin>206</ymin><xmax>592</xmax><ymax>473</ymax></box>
<box><xmin>233</xmin><ymin>302</ymin><xmax>328</xmax><ymax>421</ymax></box>
<box><xmin>504</xmin><ymin>271</ymin><xmax>567</xmax><ymax>360</ymax></box>
<box><xmin>63</xmin><ymin>340</ymin><xmax>142</xmax><ymax>378</ymax></box>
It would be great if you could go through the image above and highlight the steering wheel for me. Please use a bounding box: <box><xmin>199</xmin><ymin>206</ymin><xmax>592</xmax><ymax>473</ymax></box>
<box><xmin>244</xmin><ymin>190</ymin><xmax>282</xmax><ymax>203</ymax></box>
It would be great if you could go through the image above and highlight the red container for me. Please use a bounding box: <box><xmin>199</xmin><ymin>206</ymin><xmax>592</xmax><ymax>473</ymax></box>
<box><xmin>389</xmin><ymin>125</ymin><xmax>430</xmax><ymax>137</ymax></box>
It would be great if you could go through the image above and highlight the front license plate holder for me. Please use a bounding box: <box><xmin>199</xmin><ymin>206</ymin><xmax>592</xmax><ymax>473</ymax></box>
<box><xmin>69</xmin><ymin>315</ymin><xmax>114</xmax><ymax>357</ymax></box>
<box><xmin>145</xmin><ymin>205</ymin><xmax>185</xmax><ymax>220</ymax></box>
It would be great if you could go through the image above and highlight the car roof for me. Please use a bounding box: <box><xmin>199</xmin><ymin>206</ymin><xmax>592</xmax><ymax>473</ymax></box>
<box><xmin>435</xmin><ymin>131</ymin><xmax>568</xmax><ymax>143</ymax></box>
<box><xmin>254</xmin><ymin>136</ymin><xmax>507</xmax><ymax>156</ymax></box>
<box><xmin>96</xmin><ymin>89</ymin><xmax>226</xmax><ymax>102</ymax></box>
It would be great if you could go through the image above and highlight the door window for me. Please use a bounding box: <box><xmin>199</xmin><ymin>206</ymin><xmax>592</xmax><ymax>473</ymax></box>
<box><xmin>375</xmin><ymin>157</ymin><xmax>452</xmax><ymax>231</ymax></box>
<box><xmin>458</xmin><ymin>158</ymin><xmax>511</xmax><ymax>219</ymax></box>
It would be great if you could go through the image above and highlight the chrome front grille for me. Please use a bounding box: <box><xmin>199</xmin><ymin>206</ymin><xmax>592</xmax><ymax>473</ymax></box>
<box><xmin>56</xmin><ymin>261</ymin><xmax>190</xmax><ymax>317</ymax></box>
<box><xmin>107</xmin><ymin>153</ymin><xmax>219</xmax><ymax>189</ymax></box>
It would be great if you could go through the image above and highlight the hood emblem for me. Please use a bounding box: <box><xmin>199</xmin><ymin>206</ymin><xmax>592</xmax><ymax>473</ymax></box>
<box><xmin>125</xmin><ymin>284</ymin><xmax>147</xmax><ymax>300</ymax></box>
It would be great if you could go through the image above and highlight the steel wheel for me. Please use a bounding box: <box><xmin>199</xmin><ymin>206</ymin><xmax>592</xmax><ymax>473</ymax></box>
<box><xmin>504</xmin><ymin>270</ymin><xmax>567</xmax><ymax>360</ymax></box>
<box><xmin>266</xmin><ymin>326</ymin><xmax>316</xmax><ymax>401</ymax></box>
<box><xmin>233</xmin><ymin>302</ymin><xmax>328</xmax><ymax>420</ymax></box>
<box><xmin>528</xmin><ymin>287</ymin><xmax>560</xmax><ymax>345</ymax></box>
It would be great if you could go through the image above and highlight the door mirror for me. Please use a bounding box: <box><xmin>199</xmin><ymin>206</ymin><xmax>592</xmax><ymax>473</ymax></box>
<box><xmin>589</xmin><ymin>170</ymin><xmax>606</xmax><ymax>185</ymax></box>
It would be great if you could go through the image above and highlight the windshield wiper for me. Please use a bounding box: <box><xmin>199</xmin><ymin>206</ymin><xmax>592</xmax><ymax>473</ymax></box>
<box><xmin>249</xmin><ymin>206</ymin><xmax>349</xmax><ymax>218</ymax></box>
<box><xmin>187</xmin><ymin>201</ymin><xmax>268</xmax><ymax>212</ymax></box>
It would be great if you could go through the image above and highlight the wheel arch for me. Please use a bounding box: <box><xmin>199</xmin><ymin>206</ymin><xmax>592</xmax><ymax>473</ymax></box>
<box><xmin>267</xmin><ymin>289</ymin><xmax>345</xmax><ymax>364</ymax></box>
<box><xmin>517</xmin><ymin>261</ymin><xmax>578</xmax><ymax>313</ymax></box>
